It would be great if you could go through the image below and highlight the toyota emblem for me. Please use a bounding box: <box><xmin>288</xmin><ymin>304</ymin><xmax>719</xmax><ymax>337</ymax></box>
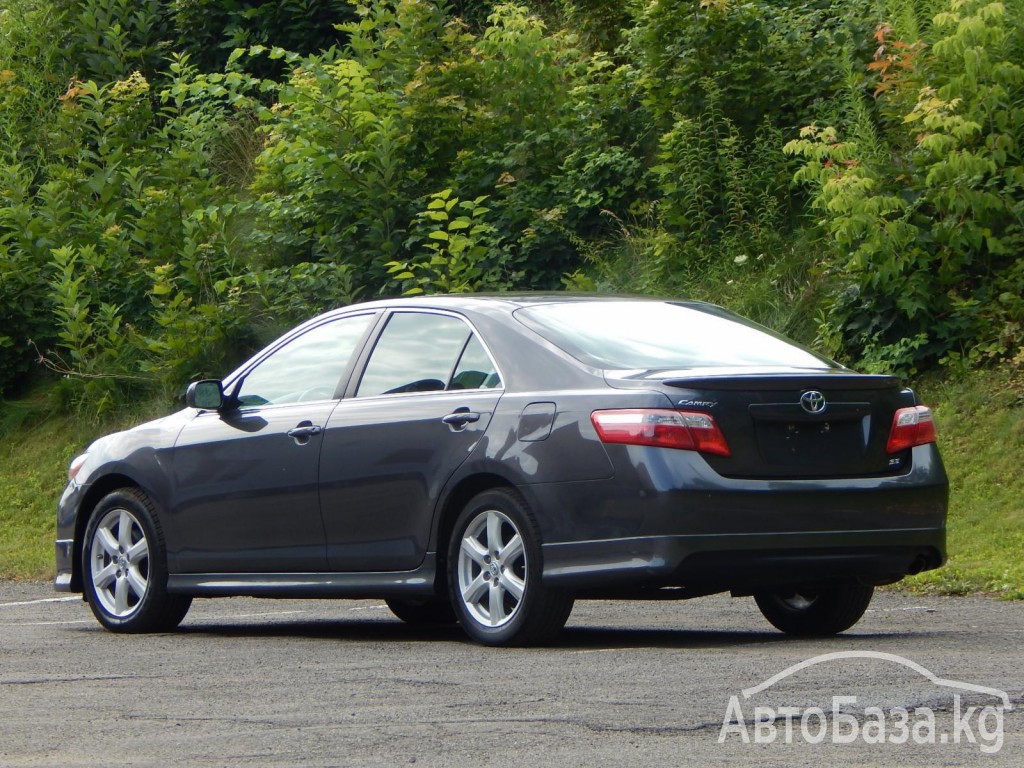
<box><xmin>800</xmin><ymin>390</ymin><xmax>827</xmax><ymax>414</ymax></box>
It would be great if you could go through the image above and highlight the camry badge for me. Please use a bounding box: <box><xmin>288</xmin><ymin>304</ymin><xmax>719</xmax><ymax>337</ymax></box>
<box><xmin>800</xmin><ymin>390</ymin><xmax>827</xmax><ymax>414</ymax></box>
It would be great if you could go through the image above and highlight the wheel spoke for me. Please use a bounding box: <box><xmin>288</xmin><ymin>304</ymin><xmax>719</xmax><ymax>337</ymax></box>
<box><xmin>126</xmin><ymin>565</ymin><xmax>148</xmax><ymax>602</ymax></box>
<box><xmin>488</xmin><ymin>581</ymin><xmax>506</xmax><ymax>625</ymax></box>
<box><xmin>93</xmin><ymin>562</ymin><xmax>117</xmax><ymax>589</ymax></box>
<box><xmin>486</xmin><ymin>511</ymin><xmax>504</xmax><ymax>554</ymax></box>
<box><xmin>498</xmin><ymin>533</ymin><xmax>523</xmax><ymax>564</ymax></box>
<box><xmin>114</xmin><ymin>575</ymin><xmax>129</xmax><ymax>614</ymax></box>
<box><xmin>461</xmin><ymin>572</ymin><xmax>488</xmax><ymax>606</ymax></box>
<box><xmin>498</xmin><ymin>569</ymin><xmax>524</xmax><ymax>601</ymax></box>
<box><xmin>96</xmin><ymin>527</ymin><xmax>120</xmax><ymax>558</ymax></box>
<box><xmin>460</xmin><ymin>535</ymin><xmax>488</xmax><ymax>567</ymax></box>
<box><xmin>126</xmin><ymin>538</ymin><xmax>148</xmax><ymax>562</ymax></box>
<box><xmin>118</xmin><ymin>510</ymin><xmax>135</xmax><ymax>550</ymax></box>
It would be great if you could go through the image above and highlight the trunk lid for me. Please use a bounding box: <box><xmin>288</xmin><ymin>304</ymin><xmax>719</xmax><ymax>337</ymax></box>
<box><xmin>607</xmin><ymin>369</ymin><xmax>916</xmax><ymax>479</ymax></box>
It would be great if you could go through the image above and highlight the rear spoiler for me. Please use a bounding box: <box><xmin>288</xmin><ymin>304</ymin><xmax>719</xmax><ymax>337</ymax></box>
<box><xmin>658</xmin><ymin>373</ymin><xmax>902</xmax><ymax>391</ymax></box>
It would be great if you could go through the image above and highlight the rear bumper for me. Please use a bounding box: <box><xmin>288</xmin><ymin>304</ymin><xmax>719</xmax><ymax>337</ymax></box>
<box><xmin>530</xmin><ymin>443</ymin><xmax>948</xmax><ymax>594</ymax></box>
<box><xmin>542</xmin><ymin>528</ymin><xmax>945</xmax><ymax>594</ymax></box>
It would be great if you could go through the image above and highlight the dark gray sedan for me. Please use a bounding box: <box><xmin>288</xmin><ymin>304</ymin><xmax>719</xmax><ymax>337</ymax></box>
<box><xmin>55</xmin><ymin>295</ymin><xmax>947</xmax><ymax>645</ymax></box>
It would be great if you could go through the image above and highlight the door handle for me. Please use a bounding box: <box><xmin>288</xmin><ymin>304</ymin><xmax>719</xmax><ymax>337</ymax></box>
<box><xmin>287</xmin><ymin>423</ymin><xmax>323</xmax><ymax>444</ymax></box>
<box><xmin>442</xmin><ymin>410</ymin><xmax>481</xmax><ymax>430</ymax></box>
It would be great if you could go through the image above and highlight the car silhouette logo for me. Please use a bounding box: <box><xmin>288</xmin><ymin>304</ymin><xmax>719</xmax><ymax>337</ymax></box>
<box><xmin>741</xmin><ymin>651</ymin><xmax>1012</xmax><ymax>708</ymax></box>
<box><xmin>721</xmin><ymin>650</ymin><xmax>1012</xmax><ymax>753</ymax></box>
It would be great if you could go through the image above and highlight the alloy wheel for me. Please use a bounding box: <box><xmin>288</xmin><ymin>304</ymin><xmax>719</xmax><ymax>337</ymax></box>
<box><xmin>456</xmin><ymin>508</ymin><xmax>527</xmax><ymax>628</ymax></box>
<box><xmin>88</xmin><ymin>507</ymin><xmax>150</xmax><ymax>618</ymax></box>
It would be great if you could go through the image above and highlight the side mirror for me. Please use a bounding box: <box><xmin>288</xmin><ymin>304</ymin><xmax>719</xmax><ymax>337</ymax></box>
<box><xmin>186</xmin><ymin>379</ymin><xmax>225</xmax><ymax>410</ymax></box>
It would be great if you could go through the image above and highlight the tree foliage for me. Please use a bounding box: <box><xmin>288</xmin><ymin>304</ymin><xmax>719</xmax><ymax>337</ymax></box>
<box><xmin>1</xmin><ymin>0</ymin><xmax>1023</xmax><ymax>410</ymax></box>
<box><xmin>787</xmin><ymin>0</ymin><xmax>1024</xmax><ymax>373</ymax></box>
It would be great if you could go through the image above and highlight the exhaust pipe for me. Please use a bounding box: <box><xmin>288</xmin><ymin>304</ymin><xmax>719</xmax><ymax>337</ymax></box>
<box><xmin>907</xmin><ymin>556</ymin><xmax>928</xmax><ymax>575</ymax></box>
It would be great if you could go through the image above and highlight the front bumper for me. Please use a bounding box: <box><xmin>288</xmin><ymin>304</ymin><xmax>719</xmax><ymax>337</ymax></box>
<box><xmin>54</xmin><ymin>480</ymin><xmax>86</xmax><ymax>593</ymax></box>
<box><xmin>54</xmin><ymin>541</ymin><xmax>75</xmax><ymax>591</ymax></box>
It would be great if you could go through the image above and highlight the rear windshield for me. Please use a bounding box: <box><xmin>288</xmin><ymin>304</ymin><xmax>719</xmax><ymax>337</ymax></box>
<box><xmin>514</xmin><ymin>301</ymin><xmax>837</xmax><ymax>371</ymax></box>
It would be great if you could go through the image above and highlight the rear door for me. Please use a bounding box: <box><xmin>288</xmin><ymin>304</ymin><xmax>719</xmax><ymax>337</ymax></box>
<box><xmin>318</xmin><ymin>310</ymin><xmax>502</xmax><ymax>571</ymax></box>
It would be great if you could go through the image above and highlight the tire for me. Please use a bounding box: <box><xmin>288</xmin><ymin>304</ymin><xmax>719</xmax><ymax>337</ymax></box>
<box><xmin>385</xmin><ymin>597</ymin><xmax>457</xmax><ymax>625</ymax></box>
<box><xmin>81</xmin><ymin>488</ymin><xmax>192</xmax><ymax>633</ymax></box>
<box><xmin>754</xmin><ymin>580</ymin><xmax>874</xmax><ymax>636</ymax></box>
<box><xmin>447</xmin><ymin>488</ymin><xmax>573</xmax><ymax>646</ymax></box>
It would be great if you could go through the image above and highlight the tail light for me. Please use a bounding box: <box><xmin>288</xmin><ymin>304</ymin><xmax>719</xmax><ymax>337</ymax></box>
<box><xmin>886</xmin><ymin>406</ymin><xmax>937</xmax><ymax>453</ymax></box>
<box><xmin>591</xmin><ymin>409</ymin><xmax>731</xmax><ymax>457</ymax></box>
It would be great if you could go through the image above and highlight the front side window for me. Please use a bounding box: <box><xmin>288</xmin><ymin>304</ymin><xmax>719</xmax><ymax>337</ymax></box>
<box><xmin>237</xmin><ymin>314</ymin><xmax>374</xmax><ymax>406</ymax></box>
<box><xmin>357</xmin><ymin>312</ymin><xmax>499</xmax><ymax>396</ymax></box>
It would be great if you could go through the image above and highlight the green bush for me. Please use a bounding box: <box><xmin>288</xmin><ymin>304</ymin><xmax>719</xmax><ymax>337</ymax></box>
<box><xmin>249</xmin><ymin>2</ymin><xmax>597</xmax><ymax>292</ymax></box>
<box><xmin>0</xmin><ymin>0</ymin><xmax>77</xmax><ymax>394</ymax></box>
<box><xmin>170</xmin><ymin>0</ymin><xmax>358</xmax><ymax>76</ymax></box>
<box><xmin>786</xmin><ymin>0</ymin><xmax>1024</xmax><ymax>372</ymax></box>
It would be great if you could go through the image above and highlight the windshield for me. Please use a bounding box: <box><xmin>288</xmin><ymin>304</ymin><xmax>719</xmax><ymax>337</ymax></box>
<box><xmin>515</xmin><ymin>301</ymin><xmax>837</xmax><ymax>371</ymax></box>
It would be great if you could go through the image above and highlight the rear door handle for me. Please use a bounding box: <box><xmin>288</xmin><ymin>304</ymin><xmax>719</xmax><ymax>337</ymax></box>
<box><xmin>442</xmin><ymin>410</ymin><xmax>481</xmax><ymax>430</ymax></box>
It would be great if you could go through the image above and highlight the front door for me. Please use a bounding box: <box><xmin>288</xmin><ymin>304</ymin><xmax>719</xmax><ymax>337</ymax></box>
<box><xmin>168</xmin><ymin>312</ymin><xmax>377</xmax><ymax>573</ymax></box>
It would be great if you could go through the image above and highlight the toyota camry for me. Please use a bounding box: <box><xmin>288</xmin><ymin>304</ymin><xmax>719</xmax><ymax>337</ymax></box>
<box><xmin>55</xmin><ymin>295</ymin><xmax>948</xmax><ymax>645</ymax></box>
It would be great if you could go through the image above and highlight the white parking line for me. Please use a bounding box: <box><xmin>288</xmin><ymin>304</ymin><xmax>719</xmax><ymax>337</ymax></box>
<box><xmin>0</xmin><ymin>597</ymin><xmax>80</xmax><ymax>608</ymax></box>
<box><xmin>866</xmin><ymin>606</ymin><xmax>938</xmax><ymax>613</ymax></box>
<box><xmin>220</xmin><ymin>611</ymin><xmax>307</xmax><ymax>619</ymax></box>
<box><xmin>0</xmin><ymin>620</ymin><xmax>94</xmax><ymax>626</ymax></box>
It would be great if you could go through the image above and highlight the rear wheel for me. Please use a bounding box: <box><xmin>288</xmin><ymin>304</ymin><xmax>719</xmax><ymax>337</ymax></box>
<box><xmin>82</xmin><ymin>488</ymin><xmax>191</xmax><ymax>633</ymax></box>
<box><xmin>754</xmin><ymin>580</ymin><xmax>874</xmax><ymax>636</ymax></box>
<box><xmin>448</xmin><ymin>488</ymin><xmax>573</xmax><ymax>646</ymax></box>
<box><xmin>385</xmin><ymin>597</ymin><xmax>456</xmax><ymax>625</ymax></box>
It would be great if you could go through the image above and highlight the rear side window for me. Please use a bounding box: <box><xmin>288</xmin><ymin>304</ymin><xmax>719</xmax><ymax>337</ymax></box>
<box><xmin>357</xmin><ymin>312</ymin><xmax>500</xmax><ymax>396</ymax></box>
<box><xmin>515</xmin><ymin>301</ymin><xmax>837</xmax><ymax>371</ymax></box>
<box><xmin>451</xmin><ymin>334</ymin><xmax>501</xmax><ymax>390</ymax></box>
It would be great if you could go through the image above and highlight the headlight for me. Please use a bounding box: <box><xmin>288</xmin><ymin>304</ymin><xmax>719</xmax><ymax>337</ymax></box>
<box><xmin>68</xmin><ymin>453</ymin><xmax>89</xmax><ymax>482</ymax></box>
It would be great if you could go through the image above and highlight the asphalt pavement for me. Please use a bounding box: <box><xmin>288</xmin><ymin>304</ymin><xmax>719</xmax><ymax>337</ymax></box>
<box><xmin>1</xmin><ymin>581</ymin><xmax>1021</xmax><ymax>767</ymax></box>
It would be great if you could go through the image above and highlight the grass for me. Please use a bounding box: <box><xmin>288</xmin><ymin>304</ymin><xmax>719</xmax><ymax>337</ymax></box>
<box><xmin>0</xmin><ymin>393</ymin><xmax>169</xmax><ymax>580</ymax></box>
<box><xmin>1</xmin><ymin>369</ymin><xmax>1022</xmax><ymax>597</ymax></box>
<box><xmin>0</xmin><ymin>396</ymin><xmax>92</xmax><ymax>579</ymax></box>
<box><xmin>901</xmin><ymin>366</ymin><xmax>1024</xmax><ymax>599</ymax></box>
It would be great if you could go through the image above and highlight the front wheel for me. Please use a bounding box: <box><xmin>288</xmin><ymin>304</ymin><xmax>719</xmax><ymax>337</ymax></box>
<box><xmin>448</xmin><ymin>488</ymin><xmax>573</xmax><ymax>646</ymax></box>
<box><xmin>82</xmin><ymin>488</ymin><xmax>192</xmax><ymax>633</ymax></box>
<box><xmin>754</xmin><ymin>580</ymin><xmax>874</xmax><ymax>636</ymax></box>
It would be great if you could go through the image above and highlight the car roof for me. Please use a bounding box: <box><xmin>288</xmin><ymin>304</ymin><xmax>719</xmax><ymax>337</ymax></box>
<box><xmin>331</xmin><ymin>293</ymin><xmax>707</xmax><ymax>314</ymax></box>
